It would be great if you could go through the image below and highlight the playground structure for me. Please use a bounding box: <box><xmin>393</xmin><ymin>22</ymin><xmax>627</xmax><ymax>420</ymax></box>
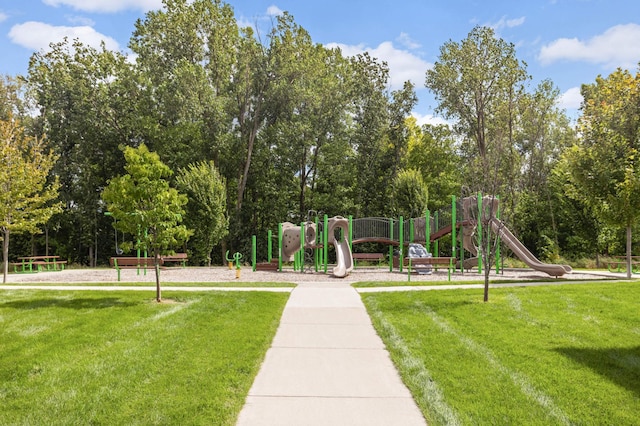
<box><xmin>251</xmin><ymin>195</ymin><xmax>572</xmax><ymax>278</ymax></box>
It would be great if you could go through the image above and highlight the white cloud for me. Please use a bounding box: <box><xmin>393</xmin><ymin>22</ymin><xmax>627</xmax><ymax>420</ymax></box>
<box><xmin>396</xmin><ymin>32</ymin><xmax>421</xmax><ymax>50</ymax></box>
<box><xmin>42</xmin><ymin>0</ymin><xmax>162</xmax><ymax>13</ymax></box>
<box><xmin>66</xmin><ymin>15</ymin><xmax>96</xmax><ymax>26</ymax></box>
<box><xmin>9</xmin><ymin>21</ymin><xmax>120</xmax><ymax>52</ymax></box>
<box><xmin>266</xmin><ymin>5</ymin><xmax>284</xmax><ymax>17</ymax></box>
<box><xmin>489</xmin><ymin>15</ymin><xmax>526</xmax><ymax>30</ymax></box>
<box><xmin>539</xmin><ymin>23</ymin><xmax>640</xmax><ymax>69</ymax></box>
<box><xmin>326</xmin><ymin>40</ymin><xmax>432</xmax><ymax>90</ymax></box>
<box><xmin>557</xmin><ymin>87</ymin><xmax>583</xmax><ymax>110</ymax></box>
<box><xmin>0</xmin><ymin>12</ymin><xmax>8</xmax><ymax>23</ymax></box>
<box><xmin>412</xmin><ymin>112</ymin><xmax>450</xmax><ymax>127</ymax></box>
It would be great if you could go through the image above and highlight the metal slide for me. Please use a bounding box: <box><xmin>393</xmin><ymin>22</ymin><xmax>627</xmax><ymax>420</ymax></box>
<box><xmin>490</xmin><ymin>219</ymin><xmax>572</xmax><ymax>277</ymax></box>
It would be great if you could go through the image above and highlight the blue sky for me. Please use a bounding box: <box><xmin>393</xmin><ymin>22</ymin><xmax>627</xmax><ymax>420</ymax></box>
<box><xmin>2</xmin><ymin>0</ymin><xmax>639</xmax><ymax>124</ymax></box>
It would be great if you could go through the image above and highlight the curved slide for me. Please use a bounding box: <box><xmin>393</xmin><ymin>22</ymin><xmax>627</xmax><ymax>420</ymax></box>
<box><xmin>328</xmin><ymin>216</ymin><xmax>353</xmax><ymax>278</ymax></box>
<box><xmin>490</xmin><ymin>219</ymin><xmax>572</xmax><ymax>277</ymax></box>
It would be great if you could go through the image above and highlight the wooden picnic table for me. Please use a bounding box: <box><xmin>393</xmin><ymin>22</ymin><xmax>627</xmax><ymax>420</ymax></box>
<box><xmin>14</xmin><ymin>256</ymin><xmax>67</xmax><ymax>273</ymax></box>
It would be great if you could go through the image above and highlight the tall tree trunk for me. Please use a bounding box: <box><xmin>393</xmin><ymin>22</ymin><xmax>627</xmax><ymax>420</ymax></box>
<box><xmin>236</xmin><ymin>103</ymin><xmax>262</xmax><ymax>212</ymax></box>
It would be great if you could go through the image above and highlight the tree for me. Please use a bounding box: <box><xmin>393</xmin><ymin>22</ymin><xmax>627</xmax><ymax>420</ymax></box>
<box><xmin>0</xmin><ymin>116</ymin><xmax>61</xmax><ymax>283</ymax></box>
<box><xmin>425</xmin><ymin>25</ymin><xmax>528</xmax><ymax>194</ymax></box>
<box><xmin>392</xmin><ymin>169</ymin><xmax>429</xmax><ymax>219</ymax></box>
<box><xmin>27</xmin><ymin>38</ymin><xmax>138</xmax><ymax>265</ymax></box>
<box><xmin>405</xmin><ymin>118</ymin><xmax>462</xmax><ymax>210</ymax></box>
<box><xmin>176</xmin><ymin>161</ymin><xmax>228</xmax><ymax>266</ymax></box>
<box><xmin>425</xmin><ymin>26</ymin><xmax>529</xmax><ymax>301</ymax></box>
<box><xmin>563</xmin><ymin>67</ymin><xmax>640</xmax><ymax>278</ymax></box>
<box><xmin>102</xmin><ymin>144</ymin><xmax>191</xmax><ymax>301</ymax></box>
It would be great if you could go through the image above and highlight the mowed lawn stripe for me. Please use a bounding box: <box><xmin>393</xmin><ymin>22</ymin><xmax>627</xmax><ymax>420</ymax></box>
<box><xmin>0</xmin><ymin>290</ymin><xmax>288</xmax><ymax>425</ymax></box>
<box><xmin>362</xmin><ymin>282</ymin><xmax>640</xmax><ymax>425</ymax></box>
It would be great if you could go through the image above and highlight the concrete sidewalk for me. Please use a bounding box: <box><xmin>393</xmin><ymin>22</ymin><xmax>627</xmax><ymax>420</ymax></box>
<box><xmin>236</xmin><ymin>282</ymin><xmax>426</xmax><ymax>426</ymax></box>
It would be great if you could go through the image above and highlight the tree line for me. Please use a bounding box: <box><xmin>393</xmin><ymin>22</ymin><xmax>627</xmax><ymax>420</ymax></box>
<box><xmin>1</xmin><ymin>0</ymin><xmax>639</xmax><ymax>270</ymax></box>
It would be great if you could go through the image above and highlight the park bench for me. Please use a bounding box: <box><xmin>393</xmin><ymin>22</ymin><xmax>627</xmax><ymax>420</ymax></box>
<box><xmin>352</xmin><ymin>252</ymin><xmax>385</xmax><ymax>267</ymax></box>
<box><xmin>161</xmin><ymin>253</ymin><xmax>188</xmax><ymax>267</ymax></box>
<box><xmin>255</xmin><ymin>259</ymin><xmax>280</xmax><ymax>271</ymax></box>
<box><xmin>110</xmin><ymin>256</ymin><xmax>157</xmax><ymax>282</ymax></box>
<box><xmin>404</xmin><ymin>256</ymin><xmax>456</xmax><ymax>280</ymax></box>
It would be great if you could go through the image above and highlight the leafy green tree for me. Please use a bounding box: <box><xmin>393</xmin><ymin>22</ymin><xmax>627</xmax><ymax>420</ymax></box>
<box><xmin>425</xmin><ymin>26</ymin><xmax>530</xmax><ymax>301</ymax></box>
<box><xmin>510</xmin><ymin>80</ymin><xmax>577</xmax><ymax>254</ymax></box>
<box><xmin>129</xmin><ymin>0</ymin><xmax>239</xmax><ymax>171</ymax></box>
<box><xmin>405</xmin><ymin>118</ymin><xmax>462</xmax><ymax>210</ymax></box>
<box><xmin>425</xmin><ymin>25</ymin><xmax>528</xmax><ymax>195</ymax></box>
<box><xmin>176</xmin><ymin>161</ymin><xmax>228</xmax><ymax>266</ymax></box>
<box><xmin>563</xmin><ymin>67</ymin><xmax>640</xmax><ymax>278</ymax></box>
<box><xmin>392</xmin><ymin>169</ymin><xmax>429</xmax><ymax>219</ymax></box>
<box><xmin>28</xmin><ymin>39</ymin><xmax>138</xmax><ymax>265</ymax></box>
<box><xmin>102</xmin><ymin>144</ymin><xmax>191</xmax><ymax>301</ymax></box>
<box><xmin>268</xmin><ymin>15</ymin><xmax>349</xmax><ymax>216</ymax></box>
<box><xmin>0</xmin><ymin>116</ymin><xmax>61</xmax><ymax>282</ymax></box>
<box><xmin>0</xmin><ymin>75</ymin><xmax>31</xmax><ymax>121</ymax></box>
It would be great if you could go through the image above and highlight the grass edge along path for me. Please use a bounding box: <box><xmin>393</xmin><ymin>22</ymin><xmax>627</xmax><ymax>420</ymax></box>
<box><xmin>362</xmin><ymin>282</ymin><xmax>640</xmax><ymax>425</ymax></box>
<box><xmin>365</xmin><ymin>296</ymin><xmax>462</xmax><ymax>426</ymax></box>
<box><xmin>0</xmin><ymin>290</ymin><xmax>289</xmax><ymax>425</ymax></box>
<box><xmin>1</xmin><ymin>281</ymin><xmax>296</xmax><ymax>288</ymax></box>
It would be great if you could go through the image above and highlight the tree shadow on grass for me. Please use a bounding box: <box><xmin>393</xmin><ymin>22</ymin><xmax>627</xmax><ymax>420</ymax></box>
<box><xmin>555</xmin><ymin>346</ymin><xmax>640</xmax><ymax>396</ymax></box>
<box><xmin>0</xmin><ymin>297</ymin><xmax>141</xmax><ymax>310</ymax></box>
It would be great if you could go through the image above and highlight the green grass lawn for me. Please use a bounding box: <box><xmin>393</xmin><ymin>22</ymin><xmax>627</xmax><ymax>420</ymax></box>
<box><xmin>353</xmin><ymin>277</ymin><xmax>622</xmax><ymax>288</ymax></box>
<box><xmin>361</xmin><ymin>282</ymin><xmax>640</xmax><ymax>425</ymax></box>
<box><xmin>5</xmin><ymin>281</ymin><xmax>296</xmax><ymax>288</ymax></box>
<box><xmin>0</xmin><ymin>290</ymin><xmax>288</xmax><ymax>425</ymax></box>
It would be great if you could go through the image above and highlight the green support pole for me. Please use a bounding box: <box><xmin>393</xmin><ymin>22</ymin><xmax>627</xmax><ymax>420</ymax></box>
<box><xmin>496</xmin><ymin>196</ymin><xmax>501</xmax><ymax>274</ymax></box>
<box><xmin>278</xmin><ymin>223</ymin><xmax>283</xmax><ymax>272</ymax></box>
<box><xmin>399</xmin><ymin>216</ymin><xmax>404</xmax><ymax>273</ymax></box>
<box><xmin>324</xmin><ymin>215</ymin><xmax>329</xmax><ymax>274</ymax></box>
<box><xmin>348</xmin><ymin>215</ymin><xmax>353</xmax><ymax>251</ymax></box>
<box><xmin>314</xmin><ymin>216</ymin><xmax>319</xmax><ymax>272</ymax></box>
<box><xmin>410</xmin><ymin>218</ymin><xmax>414</xmax><ymax>243</ymax></box>
<box><xmin>143</xmin><ymin>228</ymin><xmax>148</xmax><ymax>276</ymax></box>
<box><xmin>389</xmin><ymin>218</ymin><xmax>394</xmax><ymax>271</ymax></box>
<box><xmin>268</xmin><ymin>230</ymin><xmax>273</xmax><ymax>262</ymax></box>
<box><xmin>252</xmin><ymin>235</ymin><xmax>257</xmax><ymax>271</ymax></box>
<box><xmin>425</xmin><ymin>209</ymin><xmax>431</xmax><ymax>253</ymax></box>
<box><xmin>477</xmin><ymin>193</ymin><xmax>483</xmax><ymax>274</ymax></box>
<box><xmin>299</xmin><ymin>222</ymin><xmax>305</xmax><ymax>273</ymax></box>
<box><xmin>451</xmin><ymin>195</ymin><xmax>457</xmax><ymax>270</ymax></box>
<box><xmin>136</xmin><ymin>227</ymin><xmax>141</xmax><ymax>276</ymax></box>
<box><xmin>434</xmin><ymin>211</ymin><xmax>439</xmax><ymax>257</ymax></box>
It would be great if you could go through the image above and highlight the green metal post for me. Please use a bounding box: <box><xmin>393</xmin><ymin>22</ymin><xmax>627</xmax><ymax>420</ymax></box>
<box><xmin>496</xmin><ymin>196</ymin><xmax>501</xmax><ymax>274</ymax></box>
<box><xmin>348</xmin><ymin>215</ymin><xmax>353</xmax><ymax>250</ymax></box>
<box><xmin>389</xmin><ymin>218</ymin><xmax>394</xmax><ymax>271</ymax></box>
<box><xmin>252</xmin><ymin>235</ymin><xmax>257</xmax><ymax>272</ymax></box>
<box><xmin>299</xmin><ymin>222</ymin><xmax>304</xmax><ymax>273</ymax></box>
<box><xmin>314</xmin><ymin>216</ymin><xmax>319</xmax><ymax>272</ymax></box>
<box><xmin>410</xmin><ymin>218</ymin><xmax>414</xmax><ymax>243</ymax></box>
<box><xmin>268</xmin><ymin>230</ymin><xmax>273</xmax><ymax>262</ymax></box>
<box><xmin>434</xmin><ymin>211</ymin><xmax>439</xmax><ymax>257</ymax></box>
<box><xmin>425</xmin><ymin>210</ymin><xmax>431</xmax><ymax>253</ymax></box>
<box><xmin>324</xmin><ymin>215</ymin><xmax>329</xmax><ymax>274</ymax></box>
<box><xmin>399</xmin><ymin>216</ymin><xmax>404</xmax><ymax>273</ymax></box>
<box><xmin>278</xmin><ymin>222</ymin><xmax>283</xmax><ymax>272</ymax></box>
<box><xmin>477</xmin><ymin>193</ymin><xmax>483</xmax><ymax>274</ymax></box>
<box><xmin>451</xmin><ymin>195</ymin><xmax>457</xmax><ymax>270</ymax></box>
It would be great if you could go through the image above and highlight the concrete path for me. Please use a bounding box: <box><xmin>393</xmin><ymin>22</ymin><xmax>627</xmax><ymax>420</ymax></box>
<box><xmin>236</xmin><ymin>281</ymin><xmax>426</xmax><ymax>426</ymax></box>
